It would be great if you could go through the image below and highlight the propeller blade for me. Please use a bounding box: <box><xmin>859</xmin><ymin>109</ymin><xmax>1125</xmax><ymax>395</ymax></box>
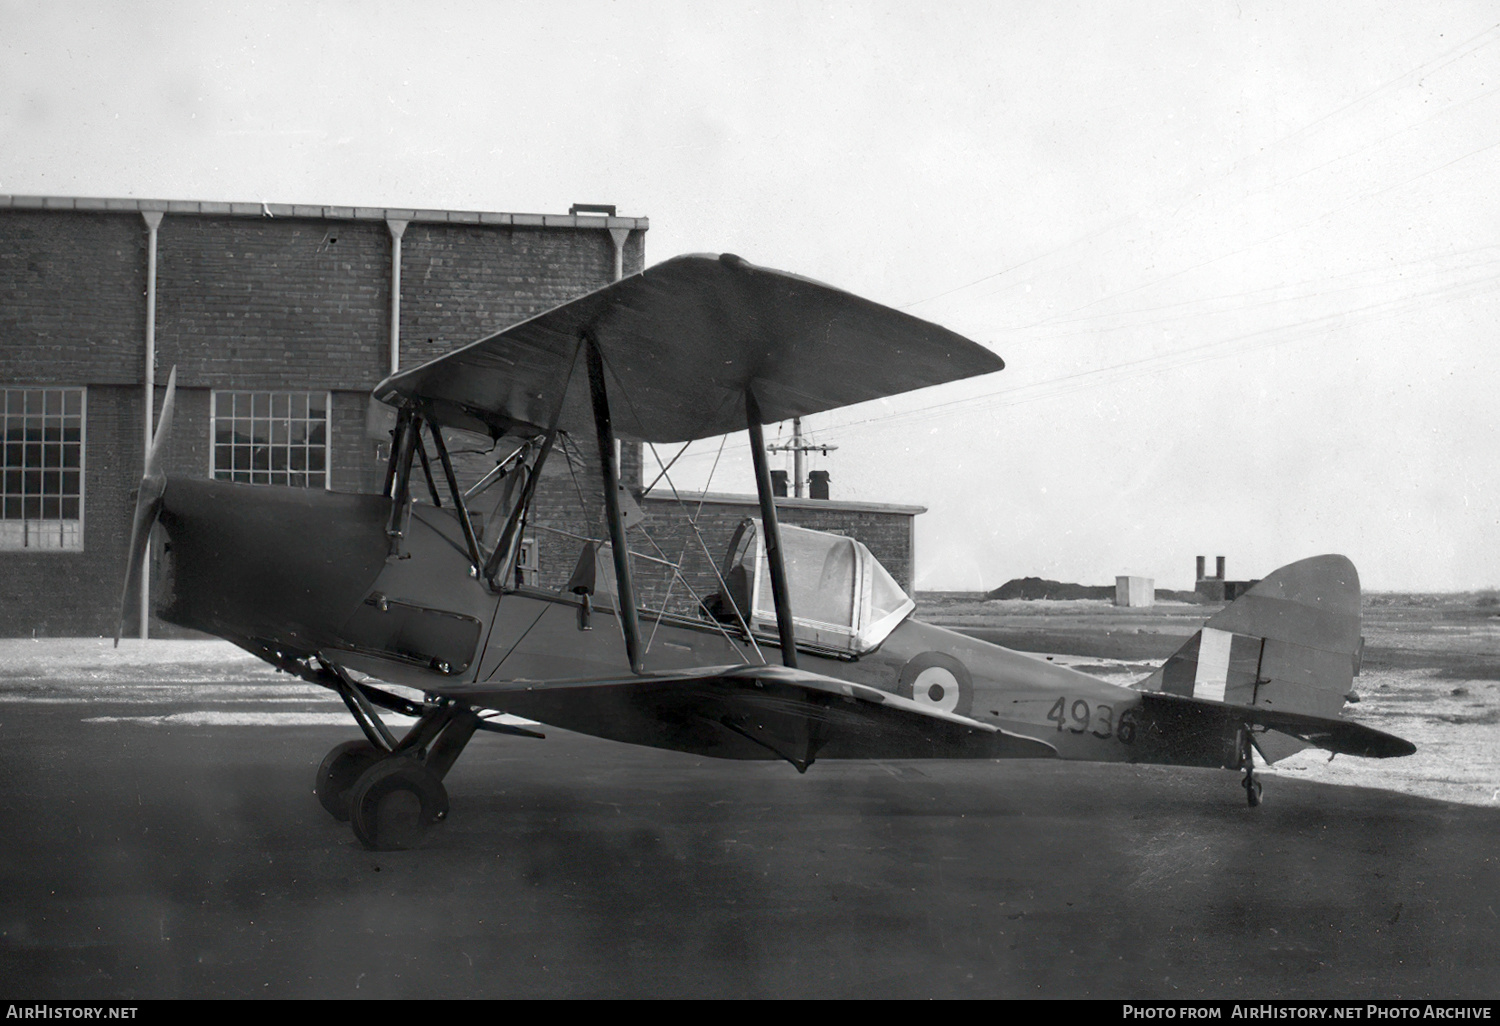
<box><xmin>114</xmin><ymin>367</ymin><xmax>177</xmax><ymax>646</ymax></box>
<box><xmin>144</xmin><ymin>366</ymin><xmax>176</xmax><ymax>484</ymax></box>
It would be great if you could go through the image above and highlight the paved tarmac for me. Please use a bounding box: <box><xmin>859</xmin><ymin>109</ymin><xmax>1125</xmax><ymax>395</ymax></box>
<box><xmin>0</xmin><ymin>680</ymin><xmax>1497</xmax><ymax>1000</ymax></box>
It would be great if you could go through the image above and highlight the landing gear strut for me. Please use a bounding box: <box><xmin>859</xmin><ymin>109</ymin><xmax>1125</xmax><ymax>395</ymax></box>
<box><xmin>1238</xmin><ymin>728</ymin><xmax>1263</xmax><ymax>807</ymax></box>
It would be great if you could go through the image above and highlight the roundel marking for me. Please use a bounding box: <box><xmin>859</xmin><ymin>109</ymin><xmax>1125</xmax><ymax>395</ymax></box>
<box><xmin>897</xmin><ymin>651</ymin><xmax>973</xmax><ymax>717</ymax></box>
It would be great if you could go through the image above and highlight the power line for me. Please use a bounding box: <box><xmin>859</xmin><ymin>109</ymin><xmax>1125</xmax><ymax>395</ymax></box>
<box><xmin>897</xmin><ymin>21</ymin><xmax>1500</xmax><ymax>315</ymax></box>
<box><xmin>822</xmin><ymin>271</ymin><xmax>1500</xmax><ymax>434</ymax></box>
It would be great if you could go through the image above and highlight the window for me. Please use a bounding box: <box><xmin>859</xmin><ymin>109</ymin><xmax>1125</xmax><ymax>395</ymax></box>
<box><xmin>211</xmin><ymin>391</ymin><xmax>330</xmax><ymax>487</ymax></box>
<box><xmin>516</xmin><ymin>537</ymin><xmax>539</xmax><ymax>587</ymax></box>
<box><xmin>0</xmin><ymin>387</ymin><xmax>85</xmax><ymax>551</ymax></box>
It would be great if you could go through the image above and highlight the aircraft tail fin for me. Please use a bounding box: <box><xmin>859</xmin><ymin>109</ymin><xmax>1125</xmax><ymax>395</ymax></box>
<box><xmin>1137</xmin><ymin>554</ymin><xmax>1365</xmax><ymax>763</ymax></box>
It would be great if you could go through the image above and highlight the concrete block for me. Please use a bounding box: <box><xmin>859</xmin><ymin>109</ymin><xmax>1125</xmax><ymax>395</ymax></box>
<box><xmin>1116</xmin><ymin>576</ymin><xmax>1154</xmax><ymax>607</ymax></box>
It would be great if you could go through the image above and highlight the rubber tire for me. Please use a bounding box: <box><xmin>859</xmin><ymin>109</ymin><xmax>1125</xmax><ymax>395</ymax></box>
<box><xmin>315</xmin><ymin>740</ymin><xmax>383</xmax><ymax>822</ymax></box>
<box><xmin>1245</xmin><ymin>778</ymin><xmax>1263</xmax><ymax>807</ymax></box>
<box><xmin>348</xmin><ymin>757</ymin><xmax>449</xmax><ymax>851</ymax></box>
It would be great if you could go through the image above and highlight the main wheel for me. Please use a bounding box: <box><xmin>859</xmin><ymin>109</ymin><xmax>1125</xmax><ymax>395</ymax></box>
<box><xmin>347</xmin><ymin>757</ymin><xmax>449</xmax><ymax>851</ymax></box>
<box><xmin>1245</xmin><ymin>777</ymin><xmax>1263</xmax><ymax>807</ymax></box>
<box><xmin>315</xmin><ymin>740</ymin><xmax>383</xmax><ymax>822</ymax></box>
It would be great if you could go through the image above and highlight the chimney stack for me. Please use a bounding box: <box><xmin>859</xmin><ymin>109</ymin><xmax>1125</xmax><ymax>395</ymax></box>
<box><xmin>1216</xmin><ymin>556</ymin><xmax>1226</xmax><ymax>580</ymax></box>
<box><xmin>809</xmin><ymin>470</ymin><xmax>830</xmax><ymax>500</ymax></box>
<box><xmin>1196</xmin><ymin>556</ymin><xmax>1206</xmax><ymax>580</ymax></box>
<box><xmin>770</xmin><ymin>470</ymin><xmax>788</xmax><ymax>497</ymax></box>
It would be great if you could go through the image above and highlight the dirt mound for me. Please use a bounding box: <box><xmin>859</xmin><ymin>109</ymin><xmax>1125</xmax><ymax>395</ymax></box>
<box><xmin>986</xmin><ymin>578</ymin><xmax>1205</xmax><ymax>603</ymax></box>
<box><xmin>986</xmin><ymin>578</ymin><xmax>1114</xmax><ymax>601</ymax></box>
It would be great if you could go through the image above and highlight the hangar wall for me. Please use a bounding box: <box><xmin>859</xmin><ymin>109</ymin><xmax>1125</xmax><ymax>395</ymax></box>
<box><xmin>0</xmin><ymin>195</ymin><xmax>925</xmax><ymax>639</ymax></box>
<box><xmin>0</xmin><ymin>198</ymin><xmax>646</xmax><ymax>636</ymax></box>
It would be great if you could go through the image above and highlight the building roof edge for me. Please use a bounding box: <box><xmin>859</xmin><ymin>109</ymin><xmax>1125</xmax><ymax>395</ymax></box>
<box><xmin>640</xmin><ymin>490</ymin><xmax>926</xmax><ymax>516</ymax></box>
<box><xmin>0</xmin><ymin>195</ymin><xmax>648</xmax><ymax>230</ymax></box>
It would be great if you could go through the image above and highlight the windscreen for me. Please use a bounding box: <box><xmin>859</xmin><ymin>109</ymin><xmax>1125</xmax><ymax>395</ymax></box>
<box><xmin>739</xmin><ymin>520</ymin><xmax>914</xmax><ymax>653</ymax></box>
<box><xmin>754</xmin><ymin>526</ymin><xmax>858</xmax><ymax>631</ymax></box>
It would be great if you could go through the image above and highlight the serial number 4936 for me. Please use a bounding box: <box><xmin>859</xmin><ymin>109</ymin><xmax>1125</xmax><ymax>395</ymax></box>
<box><xmin>1045</xmin><ymin>697</ymin><xmax>1137</xmax><ymax>743</ymax></box>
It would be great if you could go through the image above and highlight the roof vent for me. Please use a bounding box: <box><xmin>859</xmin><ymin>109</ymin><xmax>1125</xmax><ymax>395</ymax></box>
<box><xmin>570</xmin><ymin>203</ymin><xmax>616</xmax><ymax>216</ymax></box>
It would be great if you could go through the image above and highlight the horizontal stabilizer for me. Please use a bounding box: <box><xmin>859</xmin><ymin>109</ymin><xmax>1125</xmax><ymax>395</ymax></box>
<box><xmin>1142</xmin><ymin>691</ymin><xmax>1415</xmax><ymax>760</ymax></box>
<box><xmin>375</xmin><ymin>253</ymin><xmax>1004</xmax><ymax>443</ymax></box>
<box><xmin>444</xmin><ymin>664</ymin><xmax>1055</xmax><ymax>769</ymax></box>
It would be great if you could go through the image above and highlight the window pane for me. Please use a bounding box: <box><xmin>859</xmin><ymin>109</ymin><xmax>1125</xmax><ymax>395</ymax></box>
<box><xmin>62</xmin><ymin>497</ymin><xmax>79</xmax><ymax>519</ymax></box>
<box><xmin>211</xmin><ymin>391</ymin><xmax>327</xmax><ymax>491</ymax></box>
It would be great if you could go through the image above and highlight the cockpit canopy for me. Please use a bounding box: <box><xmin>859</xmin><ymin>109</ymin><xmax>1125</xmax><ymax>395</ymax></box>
<box><xmin>719</xmin><ymin>518</ymin><xmax>915</xmax><ymax>655</ymax></box>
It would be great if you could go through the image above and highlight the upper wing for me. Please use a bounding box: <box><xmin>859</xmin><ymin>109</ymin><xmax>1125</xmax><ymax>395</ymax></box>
<box><xmin>373</xmin><ymin>253</ymin><xmax>1004</xmax><ymax>443</ymax></box>
<box><xmin>441</xmin><ymin>663</ymin><xmax>1055</xmax><ymax>769</ymax></box>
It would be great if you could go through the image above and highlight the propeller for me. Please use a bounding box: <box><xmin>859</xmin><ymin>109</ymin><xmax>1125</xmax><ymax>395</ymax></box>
<box><xmin>114</xmin><ymin>366</ymin><xmax>177</xmax><ymax>646</ymax></box>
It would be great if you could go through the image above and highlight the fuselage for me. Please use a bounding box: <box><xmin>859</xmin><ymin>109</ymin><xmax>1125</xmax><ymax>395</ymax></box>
<box><xmin>154</xmin><ymin>477</ymin><xmax>1233</xmax><ymax>769</ymax></box>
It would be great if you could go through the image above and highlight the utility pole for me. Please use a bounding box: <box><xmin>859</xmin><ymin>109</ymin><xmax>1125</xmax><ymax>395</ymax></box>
<box><xmin>766</xmin><ymin>417</ymin><xmax>837</xmax><ymax>498</ymax></box>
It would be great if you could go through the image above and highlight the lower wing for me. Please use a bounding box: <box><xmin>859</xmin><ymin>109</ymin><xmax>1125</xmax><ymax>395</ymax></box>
<box><xmin>442</xmin><ymin>664</ymin><xmax>1057</xmax><ymax>770</ymax></box>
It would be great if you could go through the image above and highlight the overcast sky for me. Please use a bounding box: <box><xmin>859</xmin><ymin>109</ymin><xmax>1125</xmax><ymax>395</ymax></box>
<box><xmin>4</xmin><ymin>0</ymin><xmax>1497</xmax><ymax>592</ymax></box>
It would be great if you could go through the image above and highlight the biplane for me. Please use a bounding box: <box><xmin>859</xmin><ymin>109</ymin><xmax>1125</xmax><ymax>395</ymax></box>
<box><xmin>116</xmin><ymin>252</ymin><xmax>1414</xmax><ymax>850</ymax></box>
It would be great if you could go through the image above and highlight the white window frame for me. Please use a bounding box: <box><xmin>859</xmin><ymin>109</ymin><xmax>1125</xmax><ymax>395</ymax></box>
<box><xmin>0</xmin><ymin>386</ymin><xmax>86</xmax><ymax>552</ymax></box>
<box><xmin>209</xmin><ymin>390</ymin><xmax>332</xmax><ymax>489</ymax></box>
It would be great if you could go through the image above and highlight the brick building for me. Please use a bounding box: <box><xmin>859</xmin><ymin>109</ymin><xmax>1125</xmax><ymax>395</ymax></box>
<box><xmin>0</xmin><ymin>195</ymin><xmax>923</xmax><ymax>637</ymax></box>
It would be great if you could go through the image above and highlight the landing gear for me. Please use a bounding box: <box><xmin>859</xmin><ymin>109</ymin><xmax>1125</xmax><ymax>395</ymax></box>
<box><xmin>313</xmin><ymin>680</ymin><xmax>483</xmax><ymax>850</ymax></box>
<box><xmin>1243</xmin><ymin>772</ymin><xmax>1263</xmax><ymax>807</ymax></box>
<box><xmin>314</xmin><ymin>740</ymin><xmax>382</xmax><ymax>821</ymax></box>
<box><xmin>347</xmin><ymin>757</ymin><xmax>449</xmax><ymax>850</ymax></box>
